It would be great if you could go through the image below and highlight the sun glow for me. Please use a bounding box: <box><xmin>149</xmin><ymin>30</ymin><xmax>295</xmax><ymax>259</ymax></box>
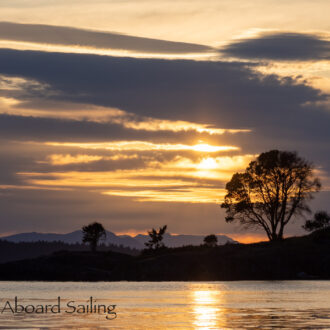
<box><xmin>197</xmin><ymin>157</ymin><xmax>218</xmax><ymax>170</ymax></box>
<box><xmin>191</xmin><ymin>144</ymin><xmax>230</xmax><ymax>152</ymax></box>
<box><xmin>44</xmin><ymin>141</ymin><xmax>239</xmax><ymax>152</ymax></box>
<box><xmin>16</xmin><ymin>153</ymin><xmax>255</xmax><ymax>203</ymax></box>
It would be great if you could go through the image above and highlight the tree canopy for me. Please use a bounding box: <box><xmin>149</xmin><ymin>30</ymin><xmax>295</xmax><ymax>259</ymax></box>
<box><xmin>203</xmin><ymin>234</ymin><xmax>218</xmax><ymax>247</ymax></box>
<box><xmin>82</xmin><ymin>222</ymin><xmax>106</xmax><ymax>252</ymax></box>
<box><xmin>303</xmin><ymin>211</ymin><xmax>330</xmax><ymax>232</ymax></box>
<box><xmin>145</xmin><ymin>225</ymin><xmax>167</xmax><ymax>250</ymax></box>
<box><xmin>221</xmin><ymin>150</ymin><xmax>321</xmax><ymax>241</ymax></box>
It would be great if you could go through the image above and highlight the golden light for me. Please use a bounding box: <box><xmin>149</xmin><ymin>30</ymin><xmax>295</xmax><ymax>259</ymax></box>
<box><xmin>191</xmin><ymin>144</ymin><xmax>235</xmax><ymax>152</ymax></box>
<box><xmin>103</xmin><ymin>188</ymin><xmax>226</xmax><ymax>203</ymax></box>
<box><xmin>44</xmin><ymin>141</ymin><xmax>239</xmax><ymax>152</ymax></box>
<box><xmin>192</xmin><ymin>289</ymin><xmax>224</xmax><ymax>329</ymax></box>
<box><xmin>15</xmin><ymin>152</ymin><xmax>257</xmax><ymax>203</ymax></box>
<box><xmin>0</xmin><ymin>96</ymin><xmax>20</xmax><ymax>106</ymax></box>
<box><xmin>46</xmin><ymin>154</ymin><xmax>103</xmax><ymax>165</ymax></box>
<box><xmin>197</xmin><ymin>157</ymin><xmax>218</xmax><ymax>170</ymax></box>
<box><xmin>0</xmin><ymin>39</ymin><xmax>215</xmax><ymax>60</ymax></box>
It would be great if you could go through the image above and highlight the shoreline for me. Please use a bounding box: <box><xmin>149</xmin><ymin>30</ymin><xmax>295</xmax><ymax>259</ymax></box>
<box><xmin>0</xmin><ymin>228</ymin><xmax>329</xmax><ymax>282</ymax></box>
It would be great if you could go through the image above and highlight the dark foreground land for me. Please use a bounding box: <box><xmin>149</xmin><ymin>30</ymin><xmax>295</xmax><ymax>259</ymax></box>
<box><xmin>0</xmin><ymin>228</ymin><xmax>329</xmax><ymax>281</ymax></box>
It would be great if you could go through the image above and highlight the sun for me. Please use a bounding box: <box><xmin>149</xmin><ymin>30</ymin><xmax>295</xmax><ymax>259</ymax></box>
<box><xmin>197</xmin><ymin>157</ymin><xmax>218</xmax><ymax>170</ymax></box>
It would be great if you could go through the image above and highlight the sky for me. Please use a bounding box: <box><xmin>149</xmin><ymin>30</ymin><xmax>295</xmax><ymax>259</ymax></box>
<box><xmin>0</xmin><ymin>0</ymin><xmax>329</xmax><ymax>242</ymax></box>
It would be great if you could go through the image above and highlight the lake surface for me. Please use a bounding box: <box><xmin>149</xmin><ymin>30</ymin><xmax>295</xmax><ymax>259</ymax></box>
<box><xmin>0</xmin><ymin>281</ymin><xmax>329</xmax><ymax>329</ymax></box>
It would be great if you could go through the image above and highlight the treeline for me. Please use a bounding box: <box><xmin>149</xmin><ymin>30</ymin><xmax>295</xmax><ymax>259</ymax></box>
<box><xmin>0</xmin><ymin>228</ymin><xmax>329</xmax><ymax>281</ymax></box>
<box><xmin>0</xmin><ymin>240</ymin><xmax>139</xmax><ymax>263</ymax></box>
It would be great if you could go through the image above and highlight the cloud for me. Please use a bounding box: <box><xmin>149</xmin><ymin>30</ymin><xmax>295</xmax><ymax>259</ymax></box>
<box><xmin>221</xmin><ymin>32</ymin><xmax>330</xmax><ymax>61</ymax></box>
<box><xmin>0</xmin><ymin>49</ymin><xmax>329</xmax><ymax>176</ymax></box>
<box><xmin>0</xmin><ymin>85</ymin><xmax>250</xmax><ymax>136</ymax></box>
<box><xmin>1</xmin><ymin>180</ymin><xmax>329</xmax><ymax>237</ymax></box>
<box><xmin>0</xmin><ymin>22</ymin><xmax>213</xmax><ymax>55</ymax></box>
<box><xmin>43</xmin><ymin>141</ymin><xmax>238</xmax><ymax>153</ymax></box>
<box><xmin>0</xmin><ymin>48</ymin><xmax>329</xmax><ymax>236</ymax></box>
<box><xmin>46</xmin><ymin>154</ymin><xmax>103</xmax><ymax>165</ymax></box>
<box><xmin>0</xmin><ymin>113</ymin><xmax>247</xmax><ymax>148</ymax></box>
<box><xmin>17</xmin><ymin>152</ymin><xmax>256</xmax><ymax>203</ymax></box>
<box><xmin>0</xmin><ymin>186</ymin><xmax>234</xmax><ymax>236</ymax></box>
<box><xmin>0</xmin><ymin>49</ymin><xmax>324</xmax><ymax>124</ymax></box>
<box><xmin>0</xmin><ymin>49</ymin><xmax>328</xmax><ymax>157</ymax></box>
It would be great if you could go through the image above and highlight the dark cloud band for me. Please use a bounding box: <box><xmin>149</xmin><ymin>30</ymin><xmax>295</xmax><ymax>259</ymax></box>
<box><xmin>0</xmin><ymin>21</ymin><xmax>213</xmax><ymax>54</ymax></box>
<box><xmin>221</xmin><ymin>32</ymin><xmax>330</xmax><ymax>61</ymax></box>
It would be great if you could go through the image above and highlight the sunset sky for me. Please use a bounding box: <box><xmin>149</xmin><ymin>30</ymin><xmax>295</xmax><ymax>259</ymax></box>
<box><xmin>0</xmin><ymin>0</ymin><xmax>329</xmax><ymax>242</ymax></box>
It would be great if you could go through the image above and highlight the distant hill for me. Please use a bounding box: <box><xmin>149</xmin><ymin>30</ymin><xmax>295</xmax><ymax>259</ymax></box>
<box><xmin>0</xmin><ymin>240</ymin><xmax>139</xmax><ymax>264</ymax></box>
<box><xmin>0</xmin><ymin>228</ymin><xmax>329</xmax><ymax>281</ymax></box>
<box><xmin>1</xmin><ymin>230</ymin><xmax>143</xmax><ymax>249</ymax></box>
<box><xmin>1</xmin><ymin>231</ymin><xmax>236</xmax><ymax>249</ymax></box>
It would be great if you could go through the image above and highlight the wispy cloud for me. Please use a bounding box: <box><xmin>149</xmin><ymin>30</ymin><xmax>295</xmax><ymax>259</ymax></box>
<box><xmin>44</xmin><ymin>141</ymin><xmax>238</xmax><ymax>152</ymax></box>
<box><xmin>17</xmin><ymin>154</ymin><xmax>255</xmax><ymax>203</ymax></box>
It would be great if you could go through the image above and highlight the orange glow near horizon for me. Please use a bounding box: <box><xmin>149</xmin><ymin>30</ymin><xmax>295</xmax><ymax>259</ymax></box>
<box><xmin>114</xmin><ymin>231</ymin><xmax>267</xmax><ymax>244</ymax></box>
<box><xmin>228</xmin><ymin>233</ymin><xmax>268</xmax><ymax>244</ymax></box>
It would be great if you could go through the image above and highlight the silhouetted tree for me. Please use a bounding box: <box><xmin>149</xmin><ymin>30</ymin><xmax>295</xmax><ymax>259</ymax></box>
<box><xmin>82</xmin><ymin>222</ymin><xmax>106</xmax><ymax>252</ymax></box>
<box><xmin>203</xmin><ymin>234</ymin><xmax>218</xmax><ymax>247</ymax></box>
<box><xmin>303</xmin><ymin>211</ymin><xmax>330</xmax><ymax>232</ymax></box>
<box><xmin>221</xmin><ymin>150</ymin><xmax>321</xmax><ymax>241</ymax></box>
<box><xmin>145</xmin><ymin>225</ymin><xmax>167</xmax><ymax>250</ymax></box>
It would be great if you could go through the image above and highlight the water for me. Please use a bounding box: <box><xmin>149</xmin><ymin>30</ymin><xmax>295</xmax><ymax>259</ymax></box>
<box><xmin>0</xmin><ymin>281</ymin><xmax>329</xmax><ymax>329</ymax></box>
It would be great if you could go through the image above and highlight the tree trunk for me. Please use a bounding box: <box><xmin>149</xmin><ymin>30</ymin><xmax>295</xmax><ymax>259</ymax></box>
<box><xmin>91</xmin><ymin>241</ymin><xmax>97</xmax><ymax>252</ymax></box>
<box><xmin>270</xmin><ymin>231</ymin><xmax>284</xmax><ymax>241</ymax></box>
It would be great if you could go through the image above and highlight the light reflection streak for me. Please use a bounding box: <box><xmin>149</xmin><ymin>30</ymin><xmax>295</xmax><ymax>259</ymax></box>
<box><xmin>192</xmin><ymin>289</ymin><xmax>224</xmax><ymax>329</ymax></box>
<box><xmin>0</xmin><ymin>40</ymin><xmax>215</xmax><ymax>60</ymax></box>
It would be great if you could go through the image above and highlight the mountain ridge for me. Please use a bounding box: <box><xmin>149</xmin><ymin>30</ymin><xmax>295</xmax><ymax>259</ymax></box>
<box><xmin>1</xmin><ymin>230</ymin><xmax>236</xmax><ymax>249</ymax></box>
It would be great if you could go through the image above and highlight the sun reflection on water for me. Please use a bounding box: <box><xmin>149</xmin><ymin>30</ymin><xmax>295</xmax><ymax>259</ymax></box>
<box><xmin>192</xmin><ymin>289</ymin><xmax>224</xmax><ymax>329</ymax></box>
